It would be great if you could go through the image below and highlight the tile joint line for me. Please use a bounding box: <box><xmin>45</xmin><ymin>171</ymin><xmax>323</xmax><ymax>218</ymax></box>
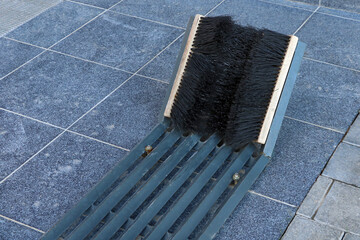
<box><xmin>0</xmin><ymin>214</ymin><xmax>45</xmax><ymax>234</ymax></box>
<box><xmin>284</xmin><ymin>116</ymin><xmax>345</xmax><ymax>134</ymax></box>
<box><xmin>293</xmin><ymin>5</ymin><xmax>320</xmax><ymax>35</ymax></box>
<box><xmin>248</xmin><ymin>190</ymin><xmax>298</xmax><ymax>208</ymax></box>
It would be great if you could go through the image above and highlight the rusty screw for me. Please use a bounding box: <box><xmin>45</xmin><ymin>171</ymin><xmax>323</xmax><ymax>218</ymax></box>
<box><xmin>145</xmin><ymin>145</ymin><xmax>153</xmax><ymax>155</ymax></box>
<box><xmin>232</xmin><ymin>172</ymin><xmax>240</xmax><ymax>185</ymax></box>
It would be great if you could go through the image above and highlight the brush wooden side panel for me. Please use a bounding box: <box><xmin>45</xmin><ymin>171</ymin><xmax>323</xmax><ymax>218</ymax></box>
<box><xmin>163</xmin><ymin>14</ymin><xmax>202</xmax><ymax>118</ymax></box>
<box><xmin>257</xmin><ymin>36</ymin><xmax>298</xmax><ymax>144</ymax></box>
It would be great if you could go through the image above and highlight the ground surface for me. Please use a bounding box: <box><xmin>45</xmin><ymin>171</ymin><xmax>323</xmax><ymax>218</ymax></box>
<box><xmin>0</xmin><ymin>0</ymin><xmax>359</xmax><ymax>239</ymax></box>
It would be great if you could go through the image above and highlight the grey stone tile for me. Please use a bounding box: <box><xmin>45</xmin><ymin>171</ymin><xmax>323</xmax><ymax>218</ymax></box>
<box><xmin>6</xmin><ymin>1</ymin><xmax>102</xmax><ymax>48</ymax></box>
<box><xmin>215</xmin><ymin>193</ymin><xmax>296</xmax><ymax>240</ymax></box>
<box><xmin>138</xmin><ymin>36</ymin><xmax>183</xmax><ymax>83</ymax></box>
<box><xmin>209</xmin><ymin>0</ymin><xmax>314</xmax><ymax>35</ymax></box>
<box><xmin>344</xmin><ymin>233</ymin><xmax>360</xmax><ymax>240</ymax></box>
<box><xmin>282</xmin><ymin>215</ymin><xmax>343</xmax><ymax>240</ymax></box>
<box><xmin>290</xmin><ymin>0</ymin><xmax>319</xmax><ymax>5</ymax></box>
<box><xmin>0</xmin><ymin>51</ymin><xmax>131</xmax><ymax>128</ymax></box>
<box><xmin>321</xmin><ymin>0</ymin><xmax>360</xmax><ymax>14</ymax></box>
<box><xmin>70</xmin><ymin>75</ymin><xmax>168</xmax><ymax>149</ymax></box>
<box><xmin>296</xmin><ymin>12</ymin><xmax>360</xmax><ymax>70</ymax></box>
<box><xmin>0</xmin><ymin>131</ymin><xmax>128</xmax><ymax>231</ymax></box>
<box><xmin>345</xmin><ymin>115</ymin><xmax>360</xmax><ymax>146</ymax></box>
<box><xmin>315</xmin><ymin>181</ymin><xmax>360</xmax><ymax>234</ymax></box>
<box><xmin>73</xmin><ymin>0</ymin><xmax>120</xmax><ymax>9</ymax></box>
<box><xmin>0</xmin><ymin>217</ymin><xmax>43</xmax><ymax>240</ymax></box>
<box><xmin>0</xmin><ymin>38</ymin><xmax>43</xmax><ymax>79</ymax></box>
<box><xmin>318</xmin><ymin>7</ymin><xmax>360</xmax><ymax>21</ymax></box>
<box><xmin>262</xmin><ymin>0</ymin><xmax>317</xmax><ymax>11</ymax></box>
<box><xmin>323</xmin><ymin>143</ymin><xmax>360</xmax><ymax>187</ymax></box>
<box><xmin>251</xmin><ymin>118</ymin><xmax>342</xmax><ymax>206</ymax></box>
<box><xmin>112</xmin><ymin>0</ymin><xmax>222</xmax><ymax>27</ymax></box>
<box><xmin>286</xmin><ymin>59</ymin><xmax>360</xmax><ymax>133</ymax></box>
<box><xmin>52</xmin><ymin>11</ymin><xmax>183</xmax><ymax>72</ymax></box>
<box><xmin>0</xmin><ymin>110</ymin><xmax>62</xmax><ymax>182</ymax></box>
<box><xmin>297</xmin><ymin>176</ymin><xmax>333</xmax><ymax>217</ymax></box>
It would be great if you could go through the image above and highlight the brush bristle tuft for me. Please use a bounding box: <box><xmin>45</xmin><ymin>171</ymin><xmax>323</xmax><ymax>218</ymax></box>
<box><xmin>170</xmin><ymin>16</ymin><xmax>291</xmax><ymax>149</ymax></box>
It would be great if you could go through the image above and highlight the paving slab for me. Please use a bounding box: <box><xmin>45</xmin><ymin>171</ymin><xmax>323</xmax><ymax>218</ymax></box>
<box><xmin>323</xmin><ymin>143</ymin><xmax>360</xmax><ymax>187</ymax></box>
<box><xmin>52</xmin><ymin>11</ymin><xmax>183</xmax><ymax>72</ymax></box>
<box><xmin>251</xmin><ymin>118</ymin><xmax>341</xmax><ymax>206</ymax></box>
<box><xmin>0</xmin><ymin>217</ymin><xmax>43</xmax><ymax>239</ymax></box>
<box><xmin>0</xmin><ymin>38</ymin><xmax>43</xmax><ymax>79</ymax></box>
<box><xmin>215</xmin><ymin>193</ymin><xmax>296</xmax><ymax>240</ymax></box>
<box><xmin>344</xmin><ymin>233</ymin><xmax>360</xmax><ymax>240</ymax></box>
<box><xmin>0</xmin><ymin>110</ymin><xmax>62</xmax><ymax>182</ymax></box>
<box><xmin>0</xmin><ymin>0</ymin><xmax>60</xmax><ymax>36</ymax></box>
<box><xmin>0</xmin><ymin>131</ymin><xmax>128</xmax><ymax>231</ymax></box>
<box><xmin>296</xmin><ymin>11</ymin><xmax>360</xmax><ymax>70</ymax></box>
<box><xmin>112</xmin><ymin>0</ymin><xmax>223</xmax><ymax>28</ymax></box>
<box><xmin>345</xmin><ymin>115</ymin><xmax>360</xmax><ymax>146</ymax></box>
<box><xmin>138</xmin><ymin>36</ymin><xmax>183</xmax><ymax>83</ymax></box>
<box><xmin>315</xmin><ymin>181</ymin><xmax>360</xmax><ymax>234</ymax></box>
<box><xmin>6</xmin><ymin>1</ymin><xmax>102</xmax><ymax>48</ymax></box>
<box><xmin>297</xmin><ymin>176</ymin><xmax>332</xmax><ymax>217</ymax></box>
<box><xmin>70</xmin><ymin>75</ymin><xmax>168</xmax><ymax>149</ymax></box>
<box><xmin>0</xmin><ymin>51</ymin><xmax>131</xmax><ymax>128</ymax></box>
<box><xmin>290</xmin><ymin>0</ymin><xmax>319</xmax><ymax>6</ymax></box>
<box><xmin>73</xmin><ymin>0</ymin><xmax>121</xmax><ymax>9</ymax></box>
<box><xmin>209</xmin><ymin>0</ymin><xmax>314</xmax><ymax>35</ymax></box>
<box><xmin>286</xmin><ymin>59</ymin><xmax>360</xmax><ymax>133</ymax></box>
<box><xmin>321</xmin><ymin>0</ymin><xmax>360</xmax><ymax>14</ymax></box>
<box><xmin>282</xmin><ymin>215</ymin><xmax>343</xmax><ymax>240</ymax></box>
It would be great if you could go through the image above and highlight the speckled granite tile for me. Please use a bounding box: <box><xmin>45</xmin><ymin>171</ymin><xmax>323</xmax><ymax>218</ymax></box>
<box><xmin>6</xmin><ymin>1</ymin><xmax>102</xmax><ymax>48</ymax></box>
<box><xmin>0</xmin><ymin>38</ymin><xmax>42</xmax><ymax>79</ymax></box>
<box><xmin>315</xmin><ymin>181</ymin><xmax>360</xmax><ymax>234</ymax></box>
<box><xmin>112</xmin><ymin>0</ymin><xmax>222</xmax><ymax>27</ymax></box>
<box><xmin>282</xmin><ymin>215</ymin><xmax>342</xmax><ymax>240</ymax></box>
<box><xmin>251</xmin><ymin>118</ymin><xmax>342</xmax><ymax>206</ymax></box>
<box><xmin>321</xmin><ymin>0</ymin><xmax>360</xmax><ymax>14</ymax></box>
<box><xmin>0</xmin><ymin>217</ymin><xmax>43</xmax><ymax>240</ymax></box>
<box><xmin>0</xmin><ymin>131</ymin><xmax>127</xmax><ymax>231</ymax></box>
<box><xmin>290</xmin><ymin>0</ymin><xmax>319</xmax><ymax>6</ymax></box>
<box><xmin>138</xmin><ymin>36</ymin><xmax>182</xmax><ymax>83</ymax></box>
<box><xmin>0</xmin><ymin>51</ymin><xmax>131</xmax><ymax>128</ymax></box>
<box><xmin>345</xmin><ymin>114</ymin><xmax>360</xmax><ymax>145</ymax></box>
<box><xmin>73</xmin><ymin>0</ymin><xmax>120</xmax><ymax>9</ymax></box>
<box><xmin>318</xmin><ymin>6</ymin><xmax>360</xmax><ymax>21</ymax></box>
<box><xmin>70</xmin><ymin>75</ymin><xmax>167</xmax><ymax>149</ymax></box>
<box><xmin>263</xmin><ymin>0</ymin><xmax>317</xmax><ymax>11</ymax></box>
<box><xmin>296</xmin><ymin>12</ymin><xmax>360</xmax><ymax>70</ymax></box>
<box><xmin>209</xmin><ymin>0</ymin><xmax>313</xmax><ymax>35</ymax></box>
<box><xmin>323</xmin><ymin>143</ymin><xmax>360</xmax><ymax>187</ymax></box>
<box><xmin>52</xmin><ymin>11</ymin><xmax>183</xmax><ymax>72</ymax></box>
<box><xmin>215</xmin><ymin>193</ymin><xmax>295</xmax><ymax>240</ymax></box>
<box><xmin>286</xmin><ymin>59</ymin><xmax>360</xmax><ymax>133</ymax></box>
<box><xmin>0</xmin><ymin>110</ymin><xmax>62</xmax><ymax>181</ymax></box>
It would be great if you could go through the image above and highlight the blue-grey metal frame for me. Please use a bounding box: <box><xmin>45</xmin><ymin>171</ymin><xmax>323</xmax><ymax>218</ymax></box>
<box><xmin>41</xmin><ymin>17</ymin><xmax>306</xmax><ymax>240</ymax></box>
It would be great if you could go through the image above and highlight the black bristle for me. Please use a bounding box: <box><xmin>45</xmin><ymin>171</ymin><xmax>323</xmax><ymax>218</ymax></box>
<box><xmin>170</xmin><ymin>16</ymin><xmax>291</xmax><ymax>149</ymax></box>
<box><xmin>225</xmin><ymin>30</ymin><xmax>290</xmax><ymax>148</ymax></box>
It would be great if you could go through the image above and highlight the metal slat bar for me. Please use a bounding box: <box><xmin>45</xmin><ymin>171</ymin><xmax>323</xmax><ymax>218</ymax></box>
<box><xmin>67</xmin><ymin>130</ymin><xmax>181</xmax><ymax>240</ymax></box>
<box><xmin>93</xmin><ymin>135</ymin><xmax>200</xmax><ymax>240</ymax></box>
<box><xmin>41</xmin><ymin>122</ymin><xmax>169</xmax><ymax>240</ymax></box>
<box><xmin>172</xmin><ymin>144</ymin><xmax>255</xmax><ymax>240</ymax></box>
<box><xmin>120</xmin><ymin>135</ymin><xmax>220</xmax><ymax>240</ymax></box>
<box><xmin>198</xmin><ymin>155</ymin><xmax>270</xmax><ymax>240</ymax></box>
<box><xmin>146</xmin><ymin>146</ymin><xmax>233</xmax><ymax>240</ymax></box>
